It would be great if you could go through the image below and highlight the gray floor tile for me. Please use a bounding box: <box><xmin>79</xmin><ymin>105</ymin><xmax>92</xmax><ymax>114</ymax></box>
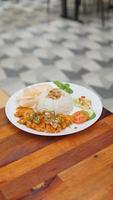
<box><xmin>0</xmin><ymin>0</ymin><xmax>113</xmax><ymax>111</ymax></box>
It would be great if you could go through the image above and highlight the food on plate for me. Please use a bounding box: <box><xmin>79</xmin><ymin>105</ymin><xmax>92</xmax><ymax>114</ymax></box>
<box><xmin>72</xmin><ymin>111</ymin><xmax>89</xmax><ymax>124</ymax></box>
<box><xmin>35</xmin><ymin>88</ymin><xmax>73</xmax><ymax>114</ymax></box>
<box><xmin>54</xmin><ymin>81</ymin><xmax>73</xmax><ymax>94</ymax></box>
<box><xmin>15</xmin><ymin>107</ymin><xmax>72</xmax><ymax>133</ymax></box>
<box><xmin>14</xmin><ymin>82</ymin><xmax>96</xmax><ymax>133</ymax></box>
<box><xmin>74</xmin><ymin>96</ymin><xmax>92</xmax><ymax>110</ymax></box>
<box><xmin>72</xmin><ymin>110</ymin><xmax>96</xmax><ymax>124</ymax></box>
<box><xmin>17</xmin><ymin>84</ymin><xmax>53</xmax><ymax>108</ymax></box>
<box><xmin>47</xmin><ymin>88</ymin><xmax>62</xmax><ymax>99</ymax></box>
<box><xmin>86</xmin><ymin>110</ymin><xmax>96</xmax><ymax>120</ymax></box>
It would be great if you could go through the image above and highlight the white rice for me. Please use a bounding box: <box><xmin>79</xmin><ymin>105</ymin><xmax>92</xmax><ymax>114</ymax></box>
<box><xmin>34</xmin><ymin>89</ymin><xmax>73</xmax><ymax>114</ymax></box>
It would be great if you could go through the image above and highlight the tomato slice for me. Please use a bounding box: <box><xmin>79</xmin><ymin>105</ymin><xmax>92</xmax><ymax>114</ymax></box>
<box><xmin>72</xmin><ymin>111</ymin><xmax>89</xmax><ymax>124</ymax></box>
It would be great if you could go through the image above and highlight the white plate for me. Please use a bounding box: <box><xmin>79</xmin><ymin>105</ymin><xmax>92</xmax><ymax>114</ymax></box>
<box><xmin>5</xmin><ymin>82</ymin><xmax>103</xmax><ymax>136</ymax></box>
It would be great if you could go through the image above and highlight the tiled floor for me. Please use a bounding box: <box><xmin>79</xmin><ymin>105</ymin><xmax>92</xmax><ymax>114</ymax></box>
<box><xmin>0</xmin><ymin>0</ymin><xmax>113</xmax><ymax>111</ymax></box>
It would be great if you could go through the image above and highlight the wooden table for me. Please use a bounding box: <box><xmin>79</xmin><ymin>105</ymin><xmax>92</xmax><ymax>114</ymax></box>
<box><xmin>0</xmin><ymin>107</ymin><xmax>113</xmax><ymax>200</ymax></box>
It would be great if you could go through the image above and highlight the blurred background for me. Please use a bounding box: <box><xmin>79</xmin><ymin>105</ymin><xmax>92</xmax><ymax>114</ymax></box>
<box><xmin>0</xmin><ymin>0</ymin><xmax>113</xmax><ymax>111</ymax></box>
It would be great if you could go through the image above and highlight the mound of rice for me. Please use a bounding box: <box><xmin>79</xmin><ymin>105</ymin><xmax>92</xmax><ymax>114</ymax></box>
<box><xmin>34</xmin><ymin>89</ymin><xmax>73</xmax><ymax>114</ymax></box>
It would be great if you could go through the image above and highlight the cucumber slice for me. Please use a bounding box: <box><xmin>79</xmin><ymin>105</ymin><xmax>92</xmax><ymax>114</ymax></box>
<box><xmin>86</xmin><ymin>110</ymin><xmax>94</xmax><ymax>118</ymax></box>
<box><xmin>86</xmin><ymin>110</ymin><xmax>96</xmax><ymax>120</ymax></box>
<box><xmin>90</xmin><ymin>112</ymin><xmax>96</xmax><ymax>120</ymax></box>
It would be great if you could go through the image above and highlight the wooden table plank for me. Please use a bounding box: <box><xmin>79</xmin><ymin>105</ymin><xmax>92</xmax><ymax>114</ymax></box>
<box><xmin>0</xmin><ymin>191</ymin><xmax>6</xmax><ymax>200</ymax></box>
<box><xmin>0</xmin><ymin>90</ymin><xmax>9</xmax><ymax>109</ymax></box>
<box><xmin>59</xmin><ymin>144</ymin><xmax>113</xmax><ymax>200</ymax></box>
<box><xmin>0</xmin><ymin>132</ymin><xmax>59</xmax><ymax>168</ymax></box>
<box><xmin>0</xmin><ymin>108</ymin><xmax>111</xmax><ymax>168</ymax></box>
<box><xmin>91</xmin><ymin>186</ymin><xmax>113</xmax><ymax>200</ymax></box>
<box><xmin>102</xmin><ymin>114</ymin><xmax>113</xmax><ymax>128</ymax></box>
<box><xmin>0</xmin><ymin>107</ymin><xmax>113</xmax><ymax>200</ymax></box>
<box><xmin>0</xmin><ymin>109</ymin><xmax>60</xmax><ymax>167</ymax></box>
<box><xmin>0</xmin><ymin>116</ymin><xmax>113</xmax><ymax>199</ymax></box>
<box><xmin>0</xmin><ymin>114</ymin><xmax>112</xmax><ymax>180</ymax></box>
<box><xmin>0</xmin><ymin>108</ymin><xmax>9</xmax><ymax>127</ymax></box>
<box><xmin>99</xmin><ymin>107</ymin><xmax>112</xmax><ymax>120</ymax></box>
<box><xmin>24</xmin><ymin>143</ymin><xmax>113</xmax><ymax>200</ymax></box>
<box><xmin>0</xmin><ymin>124</ymin><xmax>19</xmax><ymax>140</ymax></box>
<box><xmin>23</xmin><ymin>176</ymin><xmax>68</xmax><ymax>200</ymax></box>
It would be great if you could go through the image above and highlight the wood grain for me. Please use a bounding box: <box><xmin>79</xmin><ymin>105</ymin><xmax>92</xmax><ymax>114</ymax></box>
<box><xmin>59</xmin><ymin>144</ymin><xmax>113</xmax><ymax>200</ymax></box>
<box><xmin>0</xmin><ymin>108</ymin><xmax>9</xmax><ymax>127</ymax></box>
<box><xmin>23</xmin><ymin>143</ymin><xmax>113</xmax><ymax>200</ymax></box>
<box><xmin>0</xmin><ymin>90</ymin><xmax>9</xmax><ymax>109</ymax></box>
<box><xmin>0</xmin><ymin>108</ymin><xmax>113</xmax><ymax>200</ymax></box>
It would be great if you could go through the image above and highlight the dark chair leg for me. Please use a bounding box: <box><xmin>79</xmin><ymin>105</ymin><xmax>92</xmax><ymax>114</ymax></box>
<box><xmin>74</xmin><ymin>0</ymin><xmax>81</xmax><ymax>20</ymax></box>
<box><xmin>61</xmin><ymin>0</ymin><xmax>68</xmax><ymax>18</ymax></box>
<box><xmin>100</xmin><ymin>0</ymin><xmax>105</xmax><ymax>26</ymax></box>
<box><xmin>97</xmin><ymin>0</ymin><xmax>105</xmax><ymax>26</ymax></box>
<box><xmin>107</xmin><ymin>0</ymin><xmax>113</xmax><ymax>16</ymax></box>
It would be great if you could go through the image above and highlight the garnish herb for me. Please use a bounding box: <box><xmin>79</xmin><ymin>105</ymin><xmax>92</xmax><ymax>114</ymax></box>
<box><xmin>54</xmin><ymin>81</ymin><xmax>73</xmax><ymax>94</ymax></box>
